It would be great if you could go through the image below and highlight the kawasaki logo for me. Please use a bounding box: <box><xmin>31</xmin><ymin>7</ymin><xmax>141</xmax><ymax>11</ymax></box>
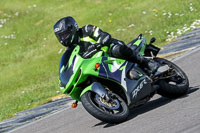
<box><xmin>132</xmin><ymin>79</ymin><xmax>147</xmax><ymax>99</ymax></box>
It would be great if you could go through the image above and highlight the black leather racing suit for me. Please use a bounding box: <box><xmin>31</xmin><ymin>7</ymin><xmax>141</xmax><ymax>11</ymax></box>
<box><xmin>68</xmin><ymin>24</ymin><xmax>147</xmax><ymax>65</ymax></box>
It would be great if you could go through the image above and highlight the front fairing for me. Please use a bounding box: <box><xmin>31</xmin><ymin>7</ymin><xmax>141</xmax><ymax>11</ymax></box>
<box><xmin>59</xmin><ymin>45</ymin><xmax>153</xmax><ymax>104</ymax></box>
<box><xmin>59</xmin><ymin>46</ymin><xmax>104</xmax><ymax>98</ymax></box>
<box><xmin>97</xmin><ymin>57</ymin><xmax>152</xmax><ymax>104</ymax></box>
<box><xmin>59</xmin><ymin>46</ymin><xmax>83</xmax><ymax>94</ymax></box>
<box><xmin>99</xmin><ymin>57</ymin><xmax>131</xmax><ymax>82</ymax></box>
<box><xmin>59</xmin><ymin>48</ymin><xmax>73</xmax><ymax>87</ymax></box>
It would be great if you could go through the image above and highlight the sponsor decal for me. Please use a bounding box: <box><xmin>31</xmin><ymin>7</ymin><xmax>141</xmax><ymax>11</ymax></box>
<box><xmin>54</xmin><ymin>28</ymin><xmax>60</xmax><ymax>32</ymax></box>
<box><xmin>102</xmin><ymin>35</ymin><xmax>109</xmax><ymax>44</ymax></box>
<box><xmin>85</xmin><ymin>25</ymin><xmax>88</xmax><ymax>32</ymax></box>
<box><xmin>94</xmin><ymin>27</ymin><xmax>99</xmax><ymax>37</ymax></box>
<box><xmin>118</xmin><ymin>41</ymin><xmax>124</xmax><ymax>45</ymax></box>
<box><xmin>54</xmin><ymin>20</ymin><xmax>65</xmax><ymax>32</ymax></box>
<box><xmin>74</xmin><ymin>22</ymin><xmax>78</xmax><ymax>30</ymax></box>
<box><xmin>132</xmin><ymin>79</ymin><xmax>147</xmax><ymax>99</ymax></box>
<box><xmin>92</xmin><ymin>26</ymin><xmax>96</xmax><ymax>31</ymax></box>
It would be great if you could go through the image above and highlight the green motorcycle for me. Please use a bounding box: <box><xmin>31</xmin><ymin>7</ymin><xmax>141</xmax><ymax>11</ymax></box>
<box><xmin>59</xmin><ymin>36</ymin><xmax>189</xmax><ymax>123</ymax></box>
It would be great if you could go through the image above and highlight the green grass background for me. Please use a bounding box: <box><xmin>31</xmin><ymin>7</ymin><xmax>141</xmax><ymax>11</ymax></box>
<box><xmin>0</xmin><ymin>0</ymin><xmax>200</xmax><ymax>121</ymax></box>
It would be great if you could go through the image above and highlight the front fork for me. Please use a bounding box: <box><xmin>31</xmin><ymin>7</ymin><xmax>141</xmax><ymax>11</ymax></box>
<box><xmin>72</xmin><ymin>82</ymin><xmax>108</xmax><ymax>108</ymax></box>
<box><xmin>72</xmin><ymin>82</ymin><xmax>109</xmax><ymax>108</ymax></box>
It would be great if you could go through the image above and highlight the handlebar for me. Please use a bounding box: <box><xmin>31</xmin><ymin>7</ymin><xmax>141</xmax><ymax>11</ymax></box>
<box><xmin>82</xmin><ymin>49</ymin><xmax>98</xmax><ymax>58</ymax></box>
<box><xmin>82</xmin><ymin>43</ymin><xmax>102</xmax><ymax>58</ymax></box>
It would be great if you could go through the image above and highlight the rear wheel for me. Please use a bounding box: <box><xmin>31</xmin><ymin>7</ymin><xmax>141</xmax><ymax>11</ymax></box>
<box><xmin>154</xmin><ymin>58</ymin><xmax>189</xmax><ymax>98</ymax></box>
<box><xmin>81</xmin><ymin>91</ymin><xmax>129</xmax><ymax>123</ymax></box>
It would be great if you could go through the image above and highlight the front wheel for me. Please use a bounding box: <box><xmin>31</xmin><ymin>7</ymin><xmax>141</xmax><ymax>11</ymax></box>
<box><xmin>155</xmin><ymin>58</ymin><xmax>189</xmax><ymax>98</ymax></box>
<box><xmin>81</xmin><ymin>91</ymin><xmax>129</xmax><ymax>123</ymax></box>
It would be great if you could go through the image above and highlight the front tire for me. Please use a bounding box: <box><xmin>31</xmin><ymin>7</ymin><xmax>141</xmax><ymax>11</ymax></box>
<box><xmin>81</xmin><ymin>91</ymin><xmax>129</xmax><ymax>123</ymax></box>
<box><xmin>155</xmin><ymin>58</ymin><xmax>189</xmax><ymax>98</ymax></box>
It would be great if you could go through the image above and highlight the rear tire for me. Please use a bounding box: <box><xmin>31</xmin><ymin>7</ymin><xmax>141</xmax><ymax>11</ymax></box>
<box><xmin>155</xmin><ymin>58</ymin><xmax>189</xmax><ymax>98</ymax></box>
<box><xmin>81</xmin><ymin>91</ymin><xmax>129</xmax><ymax>123</ymax></box>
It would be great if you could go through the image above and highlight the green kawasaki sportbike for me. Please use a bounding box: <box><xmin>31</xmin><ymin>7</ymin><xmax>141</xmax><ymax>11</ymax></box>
<box><xmin>59</xmin><ymin>37</ymin><xmax>189</xmax><ymax>123</ymax></box>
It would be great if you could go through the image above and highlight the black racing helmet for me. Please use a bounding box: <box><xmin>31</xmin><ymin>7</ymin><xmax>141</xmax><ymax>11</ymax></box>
<box><xmin>54</xmin><ymin>16</ymin><xmax>79</xmax><ymax>47</ymax></box>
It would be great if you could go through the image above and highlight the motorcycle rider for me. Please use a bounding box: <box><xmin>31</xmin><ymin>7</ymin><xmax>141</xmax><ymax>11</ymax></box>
<box><xmin>54</xmin><ymin>16</ymin><xmax>159</xmax><ymax>73</ymax></box>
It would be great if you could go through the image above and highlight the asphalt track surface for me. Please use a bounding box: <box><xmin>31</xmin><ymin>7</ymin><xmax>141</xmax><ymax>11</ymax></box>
<box><xmin>10</xmin><ymin>48</ymin><xmax>200</xmax><ymax>133</ymax></box>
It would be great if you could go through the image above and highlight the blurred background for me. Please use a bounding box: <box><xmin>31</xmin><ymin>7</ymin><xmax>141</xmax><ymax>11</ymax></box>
<box><xmin>0</xmin><ymin>0</ymin><xmax>199</xmax><ymax>121</ymax></box>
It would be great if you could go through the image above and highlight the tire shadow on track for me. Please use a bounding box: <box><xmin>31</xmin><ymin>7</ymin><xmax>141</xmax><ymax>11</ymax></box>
<box><xmin>186</xmin><ymin>86</ymin><xmax>199</xmax><ymax>96</ymax></box>
<box><xmin>93</xmin><ymin>87</ymin><xmax>199</xmax><ymax>128</ymax></box>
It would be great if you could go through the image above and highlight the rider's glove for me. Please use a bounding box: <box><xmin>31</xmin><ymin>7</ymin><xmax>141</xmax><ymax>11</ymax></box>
<box><xmin>88</xmin><ymin>43</ymin><xmax>101</xmax><ymax>52</ymax></box>
<box><xmin>83</xmin><ymin>43</ymin><xmax>102</xmax><ymax>58</ymax></box>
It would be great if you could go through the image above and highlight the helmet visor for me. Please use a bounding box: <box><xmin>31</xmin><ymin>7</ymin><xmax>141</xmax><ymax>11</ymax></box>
<box><xmin>58</xmin><ymin>30</ymin><xmax>72</xmax><ymax>42</ymax></box>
